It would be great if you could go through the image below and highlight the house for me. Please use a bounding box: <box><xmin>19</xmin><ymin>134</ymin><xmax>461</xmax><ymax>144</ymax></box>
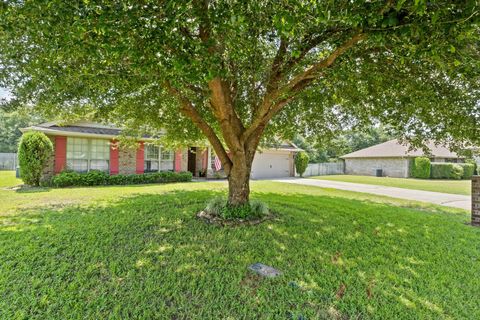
<box><xmin>341</xmin><ymin>139</ymin><xmax>464</xmax><ymax>178</ymax></box>
<box><xmin>21</xmin><ymin>121</ymin><xmax>301</xmax><ymax>180</ymax></box>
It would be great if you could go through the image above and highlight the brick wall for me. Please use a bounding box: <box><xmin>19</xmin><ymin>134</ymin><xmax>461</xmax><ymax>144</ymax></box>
<box><xmin>119</xmin><ymin>146</ymin><xmax>138</xmax><ymax>174</ymax></box>
<box><xmin>472</xmin><ymin>176</ymin><xmax>480</xmax><ymax>226</ymax></box>
<box><xmin>41</xmin><ymin>135</ymin><xmax>56</xmax><ymax>180</ymax></box>
<box><xmin>344</xmin><ymin>158</ymin><xmax>410</xmax><ymax>178</ymax></box>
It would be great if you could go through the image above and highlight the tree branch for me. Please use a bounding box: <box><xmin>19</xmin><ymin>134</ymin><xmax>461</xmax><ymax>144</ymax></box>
<box><xmin>265</xmin><ymin>37</ymin><xmax>289</xmax><ymax>91</ymax></box>
<box><xmin>244</xmin><ymin>32</ymin><xmax>366</xmax><ymax>140</ymax></box>
<box><xmin>163</xmin><ymin>81</ymin><xmax>232</xmax><ymax>173</ymax></box>
<box><xmin>280</xmin><ymin>33</ymin><xmax>366</xmax><ymax>94</ymax></box>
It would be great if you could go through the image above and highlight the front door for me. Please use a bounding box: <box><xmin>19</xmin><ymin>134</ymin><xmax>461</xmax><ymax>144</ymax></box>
<box><xmin>188</xmin><ymin>147</ymin><xmax>196</xmax><ymax>175</ymax></box>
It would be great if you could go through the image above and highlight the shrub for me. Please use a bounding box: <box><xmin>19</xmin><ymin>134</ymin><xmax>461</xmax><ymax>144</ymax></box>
<box><xmin>82</xmin><ymin>170</ymin><xmax>109</xmax><ymax>186</ymax></box>
<box><xmin>411</xmin><ymin>157</ymin><xmax>431</xmax><ymax>179</ymax></box>
<box><xmin>18</xmin><ymin>132</ymin><xmax>53</xmax><ymax>186</ymax></box>
<box><xmin>51</xmin><ymin>171</ymin><xmax>82</xmax><ymax>187</ymax></box>
<box><xmin>204</xmin><ymin>197</ymin><xmax>269</xmax><ymax>220</ymax></box>
<box><xmin>466</xmin><ymin>159</ymin><xmax>478</xmax><ymax>176</ymax></box>
<box><xmin>458</xmin><ymin>163</ymin><xmax>475</xmax><ymax>179</ymax></box>
<box><xmin>431</xmin><ymin>163</ymin><xmax>464</xmax><ymax>180</ymax></box>
<box><xmin>295</xmin><ymin>152</ymin><xmax>309</xmax><ymax>177</ymax></box>
<box><xmin>250</xmin><ymin>200</ymin><xmax>269</xmax><ymax>217</ymax></box>
<box><xmin>205</xmin><ymin>197</ymin><xmax>225</xmax><ymax>216</ymax></box>
<box><xmin>52</xmin><ymin>170</ymin><xmax>193</xmax><ymax>187</ymax></box>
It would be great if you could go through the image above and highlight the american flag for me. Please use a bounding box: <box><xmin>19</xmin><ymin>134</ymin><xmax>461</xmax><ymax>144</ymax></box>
<box><xmin>214</xmin><ymin>156</ymin><xmax>222</xmax><ymax>171</ymax></box>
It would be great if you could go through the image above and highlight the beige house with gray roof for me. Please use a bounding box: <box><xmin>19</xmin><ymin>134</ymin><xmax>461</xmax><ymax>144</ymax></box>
<box><xmin>341</xmin><ymin>139</ymin><xmax>464</xmax><ymax>178</ymax></box>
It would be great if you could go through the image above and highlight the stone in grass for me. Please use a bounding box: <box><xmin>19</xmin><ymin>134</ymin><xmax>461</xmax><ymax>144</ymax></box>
<box><xmin>248</xmin><ymin>263</ymin><xmax>282</xmax><ymax>278</ymax></box>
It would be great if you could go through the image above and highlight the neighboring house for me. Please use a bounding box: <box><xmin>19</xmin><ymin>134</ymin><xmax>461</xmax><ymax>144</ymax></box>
<box><xmin>341</xmin><ymin>139</ymin><xmax>464</xmax><ymax>178</ymax></box>
<box><xmin>21</xmin><ymin>121</ymin><xmax>300</xmax><ymax>180</ymax></box>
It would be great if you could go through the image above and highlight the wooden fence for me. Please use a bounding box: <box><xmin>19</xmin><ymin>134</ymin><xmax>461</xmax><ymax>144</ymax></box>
<box><xmin>0</xmin><ymin>153</ymin><xmax>17</xmax><ymax>170</ymax></box>
<box><xmin>299</xmin><ymin>162</ymin><xmax>344</xmax><ymax>177</ymax></box>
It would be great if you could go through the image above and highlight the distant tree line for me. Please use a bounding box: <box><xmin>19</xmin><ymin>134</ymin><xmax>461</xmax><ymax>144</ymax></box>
<box><xmin>0</xmin><ymin>108</ymin><xmax>43</xmax><ymax>153</ymax></box>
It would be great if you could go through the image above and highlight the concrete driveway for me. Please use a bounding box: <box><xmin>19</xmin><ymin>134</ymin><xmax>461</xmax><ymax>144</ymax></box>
<box><xmin>272</xmin><ymin>177</ymin><xmax>470</xmax><ymax>210</ymax></box>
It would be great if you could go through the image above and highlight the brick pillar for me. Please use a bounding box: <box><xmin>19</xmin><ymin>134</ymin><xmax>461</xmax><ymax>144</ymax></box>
<box><xmin>175</xmin><ymin>149</ymin><xmax>183</xmax><ymax>172</ymax></box>
<box><xmin>472</xmin><ymin>176</ymin><xmax>480</xmax><ymax>226</ymax></box>
<box><xmin>110</xmin><ymin>140</ymin><xmax>119</xmax><ymax>175</ymax></box>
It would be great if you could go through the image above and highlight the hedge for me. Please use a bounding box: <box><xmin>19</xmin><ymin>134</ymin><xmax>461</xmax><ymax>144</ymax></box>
<box><xmin>411</xmin><ymin>157</ymin><xmax>431</xmax><ymax>179</ymax></box>
<box><xmin>458</xmin><ymin>163</ymin><xmax>475</xmax><ymax>179</ymax></box>
<box><xmin>18</xmin><ymin>131</ymin><xmax>53</xmax><ymax>186</ymax></box>
<box><xmin>430</xmin><ymin>162</ymin><xmax>463</xmax><ymax>180</ymax></box>
<box><xmin>48</xmin><ymin>170</ymin><xmax>193</xmax><ymax>188</ymax></box>
<box><xmin>466</xmin><ymin>159</ymin><xmax>478</xmax><ymax>176</ymax></box>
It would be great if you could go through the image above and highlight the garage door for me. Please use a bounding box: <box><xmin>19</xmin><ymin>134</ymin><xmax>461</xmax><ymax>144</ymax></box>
<box><xmin>251</xmin><ymin>152</ymin><xmax>291</xmax><ymax>179</ymax></box>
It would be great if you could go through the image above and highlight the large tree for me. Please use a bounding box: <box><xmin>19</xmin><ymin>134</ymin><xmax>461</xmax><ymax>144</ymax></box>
<box><xmin>0</xmin><ymin>1</ymin><xmax>479</xmax><ymax>206</ymax></box>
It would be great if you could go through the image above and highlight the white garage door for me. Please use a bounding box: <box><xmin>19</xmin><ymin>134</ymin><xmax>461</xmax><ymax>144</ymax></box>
<box><xmin>251</xmin><ymin>152</ymin><xmax>291</xmax><ymax>179</ymax></box>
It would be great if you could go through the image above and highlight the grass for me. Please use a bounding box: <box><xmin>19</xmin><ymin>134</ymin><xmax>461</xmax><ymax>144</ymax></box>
<box><xmin>310</xmin><ymin>174</ymin><xmax>471</xmax><ymax>195</ymax></box>
<box><xmin>1</xmin><ymin>171</ymin><xmax>479</xmax><ymax>319</ymax></box>
<box><xmin>0</xmin><ymin>170</ymin><xmax>22</xmax><ymax>187</ymax></box>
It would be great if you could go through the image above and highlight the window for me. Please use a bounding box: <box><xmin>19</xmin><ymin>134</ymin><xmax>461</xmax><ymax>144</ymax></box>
<box><xmin>144</xmin><ymin>144</ymin><xmax>174</xmax><ymax>172</ymax></box>
<box><xmin>66</xmin><ymin>138</ymin><xmax>89</xmax><ymax>172</ymax></box>
<box><xmin>89</xmin><ymin>139</ymin><xmax>110</xmax><ymax>171</ymax></box>
<box><xmin>144</xmin><ymin>144</ymin><xmax>159</xmax><ymax>173</ymax></box>
<box><xmin>160</xmin><ymin>150</ymin><xmax>174</xmax><ymax>171</ymax></box>
<box><xmin>66</xmin><ymin>138</ymin><xmax>110</xmax><ymax>173</ymax></box>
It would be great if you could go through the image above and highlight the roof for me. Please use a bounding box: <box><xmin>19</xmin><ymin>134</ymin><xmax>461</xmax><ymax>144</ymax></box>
<box><xmin>48</xmin><ymin>125</ymin><xmax>122</xmax><ymax>136</ymax></box>
<box><xmin>21</xmin><ymin>121</ymin><xmax>302</xmax><ymax>152</ymax></box>
<box><xmin>263</xmin><ymin>141</ymin><xmax>303</xmax><ymax>152</ymax></box>
<box><xmin>341</xmin><ymin>139</ymin><xmax>462</xmax><ymax>159</ymax></box>
<box><xmin>21</xmin><ymin>121</ymin><xmax>128</xmax><ymax>140</ymax></box>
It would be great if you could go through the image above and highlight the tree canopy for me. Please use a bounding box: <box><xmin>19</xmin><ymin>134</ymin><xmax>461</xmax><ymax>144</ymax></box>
<box><xmin>1</xmin><ymin>0</ymin><xmax>479</xmax><ymax>205</ymax></box>
<box><xmin>0</xmin><ymin>108</ymin><xmax>43</xmax><ymax>153</ymax></box>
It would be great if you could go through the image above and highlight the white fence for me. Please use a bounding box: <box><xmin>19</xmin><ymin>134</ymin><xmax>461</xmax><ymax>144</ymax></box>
<box><xmin>0</xmin><ymin>153</ymin><xmax>17</xmax><ymax>170</ymax></box>
<box><xmin>300</xmin><ymin>162</ymin><xmax>344</xmax><ymax>177</ymax></box>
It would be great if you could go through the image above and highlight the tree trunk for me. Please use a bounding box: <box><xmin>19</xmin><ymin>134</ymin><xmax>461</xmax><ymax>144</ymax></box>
<box><xmin>227</xmin><ymin>160</ymin><xmax>252</xmax><ymax>207</ymax></box>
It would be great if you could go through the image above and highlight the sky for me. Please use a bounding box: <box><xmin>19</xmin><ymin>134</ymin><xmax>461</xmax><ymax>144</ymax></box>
<box><xmin>0</xmin><ymin>87</ymin><xmax>11</xmax><ymax>100</ymax></box>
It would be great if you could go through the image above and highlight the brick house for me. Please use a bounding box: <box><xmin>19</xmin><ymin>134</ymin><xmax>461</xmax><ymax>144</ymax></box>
<box><xmin>341</xmin><ymin>139</ymin><xmax>464</xmax><ymax>178</ymax></box>
<box><xmin>21</xmin><ymin>121</ymin><xmax>300</xmax><ymax>180</ymax></box>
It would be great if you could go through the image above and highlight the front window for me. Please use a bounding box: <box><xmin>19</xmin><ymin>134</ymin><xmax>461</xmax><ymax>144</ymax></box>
<box><xmin>144</xmin><ymin>145</ymin><xmax>174</xmax><ymax>172</ymax></box>
<box><xmin>89</xmin><ymin>139</ymin><xmax>110</xmax><ymax>171</ymax></box>
<box><xmin>144</xmin><ymin>144</ymin><xmax>160</xmax><ymax>172</ymax></box>
<box><xmin>66</xmin><ymin>137</ymin><xmax>110</xmax><ymax>172</ymax></box>
<box><xmin>160</xmin><ymin>150</ymin><xmax>174</xmax><ymax>171</ymax></box>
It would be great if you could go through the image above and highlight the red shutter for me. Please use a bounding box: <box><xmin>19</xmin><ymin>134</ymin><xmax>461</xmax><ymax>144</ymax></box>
<box><xmin>175</xmin><ymin>149</ymin><xmax>182</xmax><ymax>172</ymax></box>
<box><xmin>110</xmin><ymin>140</ymin><xmax>119</xmax><ymax>175</ymax></box>
<box><xmin>136</xmin><ymin>141</ymin><xmax>144</xmax><ymax>174</ymax></box>
<box><xmin>54</xmin><ymin>136</ymin><xmax>67</xmax><ymax>173</ymax></box>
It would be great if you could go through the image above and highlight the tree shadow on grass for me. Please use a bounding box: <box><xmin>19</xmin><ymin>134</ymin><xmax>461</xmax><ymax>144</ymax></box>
<box><xmin>13</xmin><ymin>186</ymin><xmax>52</xmax><ymax>193</ymax></box>
<box><xmin>0</xmin><ymin>190</ymin><xmax>479</xmax><ymax>319</ymax></box>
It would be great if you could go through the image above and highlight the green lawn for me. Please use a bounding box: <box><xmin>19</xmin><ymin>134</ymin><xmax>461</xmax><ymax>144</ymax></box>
<box><xmin>1</xmin><ymin>171</ymin><xmax>479</xmax><ymax>319</ymax></box>
<box><xmin>310</xmin><ymin>174</ymin><xmax>471</xmax><ymax>195</ymax></box>
<box><xmin>0</xmin><ymin>170</ymin><xmax>22</xmax><ymax>187</ymax></box>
